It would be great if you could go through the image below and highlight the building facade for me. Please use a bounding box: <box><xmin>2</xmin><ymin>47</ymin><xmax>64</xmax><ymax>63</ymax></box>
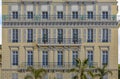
<box><xmin>2</xmin><ymin>0</ymin><xmax>119</xmax><ymax>79</ymax></box>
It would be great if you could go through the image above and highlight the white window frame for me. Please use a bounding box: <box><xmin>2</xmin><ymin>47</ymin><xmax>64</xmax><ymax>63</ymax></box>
<box><xmin>12</xmin><ymin>51</ymin><xmax>18</xmax><ymax>66</ymax></box>
<box><xmin>27</xmin><ymin>51</ymin><xmax>33</xmax><ymax>66</ymax></box>
<box><xmin>42</xmin><ymin>51</ymin><xmax>48</xmax><ymax>66</ymax></box>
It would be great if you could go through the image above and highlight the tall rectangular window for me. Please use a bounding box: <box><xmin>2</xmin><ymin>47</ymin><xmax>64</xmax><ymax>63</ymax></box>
<box><xmin>102</xmin><ymin>11</ymin><xmax>108</xmax><ymax>19</ymax></box>
<box><xmin>73</xmin><ymin>29</ymin><xmax>78</xmax><ymax>43</ymax></box>
<box><xmin>12</xmin><ymin>73</ymin><xmax>18</xmax><ymax>79</ymax></box>
<box><xmin>88</xmin><ymin>51</ymin><xmax>93</xmax><ymax>67</ymax></box>
<box><xmin>87</xmin><ymin>11</ymin><xmax>93</xmax><ymax>19</ymax></box>
<box><xmin>27</xmin><ymin>11</ymin><xmax>33</xmax><ymax>19</ymax></box>
<box><xmin>87</xmin><ymin>29</ymin><xmax>93</xmax><ymax>42</ymax></box>
<box><xmin>27</xmin><ymin>29</ymin><xmax>33</xmax><ymax>42</ymax></box>
<box><xmin>102</xmin><ymin>51</ymin><xmax>108</xmax><ymax>65</ymax></box>
<box><xmin>58</xmin><ymin>29</ymin><xmax>63</xmax><ymax>43</ymax></box>
<box><xmin>27</xmin><ymin>51</ymin><xmax>33</xmax><ymax>66</ymax></box>
<box><xmin>72</xmin><ymin>11</ymin><xmax>78</xmax><ymax>19</ymax></box>
<box><xmin>72</xmin><ymin>51</ymin><xmax>78</xmax><ymax>65</ymax></box>
<box><xmin>42</xmin><ymin>29</ymin><xmax>48</xmax><ymax>43</ymax></box>
<box><xmin>58</xmin><ymin>51</ymin><xmax>63</xmax><ymax>66</ymax></box>
<box><xmin>102</xmin><ymin>29</ymin><xmax>108</xmax><ymax>42</ymax></box>
<box><xmin>12</xmin><ymin>11</ymin><xmax>18</xmax><ymax>19</ymax></box>
<box><xmin>12</xmin><ymin>29</ymin><xmax>18</xmax><ymax>43</ymax></box>
<box><xmin>42</xmin><ymin>51</ymin><xmax>48</xmax><ymax>66</ymax></box>
<box><xmin>42</xmin><ymin>12</ymin><xmax>48</xmax><ymax>19</ymax></box>
<box><xmin>57</xmin><ymin>11</ymin><xmax>63</xmax><ymax>19</ymax></box>
<box><xmin>12</xmin><ymin>51</ymin><xmax>18</xmax><ymax>66</ymax></box>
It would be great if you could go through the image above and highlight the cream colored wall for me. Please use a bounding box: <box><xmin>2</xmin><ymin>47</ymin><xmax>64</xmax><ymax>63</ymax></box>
<box><xmin>2</xmin><ymin>0</ymin><xmax>118</xmax><ymax>79</ymax></box>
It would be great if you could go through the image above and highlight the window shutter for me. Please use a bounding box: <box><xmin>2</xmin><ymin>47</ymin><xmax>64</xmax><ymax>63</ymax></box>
<box><xmin>68</xmin><ymin>28</ymin><xmax>71</xmax><ymax>43</ymax></box>
<box><xmin>98</xmin><ymin>29</ymin><xmax>102</xmax><ymax>42</ymax></box>
<box><xmin>8</xmin><ymin>29</ymin><xmax>12</xmax><ymax>43</ymax></box>
<box><xmin>63</xmin><ymin>29</ymin><xmax>66</xmax><ymax>38</ymax></box>
<box><xmin>108</xmin><ymin>29</ymin><xmax>111</xmax><ymax>42</ymax></box>
<box><xmin>54</xmin><ymin>29</ymin><xmax>56</xmax><ymax>43</ymax></box>
<box><xmin>18</xmin><ymin>29</ymin><xmax>21</xmax><ymax>42</ymax></box>
<box><xmin>33</xmin><ymin>29</ymin><xmax>36</xmax><ymax>42</ymax></box>
<box><xmin>23</xmin><ymin>29</ymin><xmax>26</xmax><ymax>42</ymax></box>
<box><xmin>83</xmin><ymin>29</ymin><xmax>87</xmax><ymax>43</ymax></box>
<box><xmin>48</xmin><ymin>29</ymin><xmax>51</xmax><ymax>38</ymax></box>
<box><xmin>78</xmin><ymin>29</ymin><xmax>81</xmax><ymax>43</ymax></box>
<box><xmin>38</xmin><ymin>29</ymin><xmax>42</xmax><ymax>44</ymax></box>
<box><xmin>63</xmin><ymin>29</ymin><xmax>66</xmax><ymax>43</ymax></box>
<box><xmin>48</xmin><ymin>29</ymin><xmax>51</xmax><ymax>43</ymax></box>
<box><xmin>93</xmin><ymin>29</ymin><xmax>96</xmax><ymax>42</ymax></box>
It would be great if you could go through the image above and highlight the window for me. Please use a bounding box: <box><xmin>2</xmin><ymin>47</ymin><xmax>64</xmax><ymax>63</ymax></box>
<box><xmin>27</xmin><ymin>11</ymin><xmax>33</xmax><ymax>19</ymax></box>
<box><xmin>72</xmin><ymin>51</ymin><xmax>78</xmax><ymax>66</ymax></box>
<box><xmin>58</xmin><ymin>29</ymin><xmax>63</xmax><ymax>43</ymax></box>
<box><xmin>12</xmin><ymin>29</ymin><xmax>18</xmax><ymax>43</ymax></box>
<box><xmin>87</xmin><ymin>11</ymin><xmax>93</xmax><ymax>19</ymax></box>
<box><xmin>87</xmin><ymin>29</ymin><xmax>93</xmax><ymax>42</ymax></box>
<box><xmin>27</xmin><ymin>51</ymin><xmax>33</xmax><ymax>66</ymax></box>
<box><xmin>12</xmin><ymin>51</ymin><xmax>18</xmax><ymax>65</ymax></box>
<box><xmin>27</xmin><ymin>29</ymin><xmax>33</xmax><ymax>42</ymax></box>
<box><xmin>58</xmin><ymin>51</ymin><xmax>63</xmax><ymax>66</ymax></box>
<box><xmin>42</xmin><ymin>29</ymin><xmax>48</xmax><ymax>43</ymax></box>
<box><xmin>42</xmin><ymin>12</ymin><xmax>48</xmax><ymax>19</ymax></box>
<box><xmin>102</xmin><ymin>11</ymin><xmax>108</xmax><ymax>19</ymax></box>
<box><xmin>57</xmin><ymin>11</ymin><xmax>63</xmax><ymax>19</ymax></box>
<box><xmin>102</xmin><ymin>51</ymin><xmax>108</xmax><ymax>65</ymax></box>
<box><xmin>73</xmin><ymin>29</ymin><xmax>78</xmax><ymax>43</ymax></box>
<box><xmin>12</xmin><ymin>73</ymin><xmax>18</xmax><ymax>79</ymax></box>
<box><xmin>56</xmin><ymin>73</ymin><xmax>63</xmax><ymax>79</ymax></box>
<box><xmin>88</xmin><ymin>51</ymin><xmax>93</xmax><ymax>67</ymax></box>
<box><xmin>42</xmin><ymin>51</ymin><xmax>48</xmax><ymax>66</ymax></box>
<box><xmin>12</xmin><ymin>12</ymin><xmax>18</xmax><ymax>19</ymax></box>
<box><xmin>102</xmin><ymin>29</ymin><xmax>108</xmax><ymax>42</ymax></box>
<box><xmin>72</xmin><ymin>11</ymin><xmax>78</xmax><ymax>19</ymax></box>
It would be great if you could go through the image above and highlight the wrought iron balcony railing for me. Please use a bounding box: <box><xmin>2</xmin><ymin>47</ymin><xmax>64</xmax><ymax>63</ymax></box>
<box><xmin>2</xmin><ymin>15</ymin><xmax>117</xmax><ymax>22</ymax></box>
<box><xmin>18</xmin><ymin>62</ymin><xmax>98</xmax><ymax>70</ymax></box>
<box><xmin>37</xmin><ymin>38</ymin><xmax>81</xmax><ymax>45</ymax></box>
<box><xmin>21</xmin><ymin>0</ymin><xmax>96</xmax><ymax>2</ymax></box>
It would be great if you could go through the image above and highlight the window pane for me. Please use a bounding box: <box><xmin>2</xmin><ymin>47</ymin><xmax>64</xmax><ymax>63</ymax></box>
<box><xmin>72</xmin><ymin>51</ymin><xmax>78</xmax><ymax>65</ymax></box>
<box><xmin>27</xmin><ymin>51</ymin><xmax>33</xmax><ymax>66</ymax></box>
<box><xmin>88</xmin><ymin>11</ymin><xmax>93</xmax><ymax>19</ymax></box>
<box><xmin>12</xmin><ymin>51</ymin><xmax>18</xmax><ymax>65</ymax></box>
<box><xmin>42</xmin><ymin>29</ymin><xmax>48</xmax><ymax>43</ymax></box>
<box><xmin>72</xmin><ymin>11</ymin><xmax>78</xmax><ymax>19</ymax></box>
<box><xmin>12</xmin><ymin>29</ymin><xmax>18</xmax><ymax>43</ymax></box>
<box><xmin>58</xmin><ymin>29</ymin><xmax>63</xmax><ymax>43</ymax></box>
<box><xmin>58</xmin><ymin>51</ymin><xmax>63</xmax><ymax>66</ymax></box>
<box><xmin>27</xmin><ymin>11</ymin><xmax>33</xmax><ymax>19</ymax></box>
<box><xmin>42</xmin><ymin>51</ymin><xmax>48</xmax><ymax>66</ymax></box>
<box><xmin>102</xmin><ymin>29</ymin><xmax>108</xmax><ymax>42</ymax></box>
<box><xmin>27</xmin><ymin>29</ymin><xmax>33</xmax><ymax>42</ymax></box>
<box><xmin>42</xmin><ymin>12</ymin><xmax>48</xmax><ymax>19</ymax></box>
<box><xmin>57</xmin><ymin>12</ymin><xmax>63</xmax><ymax>19</ymax></box>
<box><xmin>87</xmin><ymin>29</ymin><xmax>93</xmax><ymax>42</ymax></box>
<box><xmin>88</xmin><ymin>51</ymin><xmax>93</xmax><ymax>67</ymax></box>
<box><xmin>12</xmin><ymin>12</ymin><xmax>18</xmax><ymax>19</ymax></box>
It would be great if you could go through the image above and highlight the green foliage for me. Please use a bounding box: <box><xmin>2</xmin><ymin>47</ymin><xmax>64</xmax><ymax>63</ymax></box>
<box><xmin>70</xmin><ymin>58</ymin><xmax>93</xmax><ymax>79</ymax></box>
<box><xmin>118</xmin><ymin>64</ymin><xmax>120</xmax><ymax>79</ymax></box>
<box><xmin>95</xmin><ymin>65</ymin><xmax>112</xmax><ymax>79</ymax></box>
<box><xmin>24</xmin><ymin>66</ymin><xmax>46</xmax><ymax>79</ymax></box>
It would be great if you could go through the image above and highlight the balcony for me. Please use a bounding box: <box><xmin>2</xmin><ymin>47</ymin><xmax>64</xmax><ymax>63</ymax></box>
<box><xmin>18</xmin><ymin>62</ymin><xmax>98</xmax><ymax>70</ymax></box>
<box><xmin>21</xmin><ymin>0</ymin><xmax>52</xmax><ymax>2</ymax></box>
<box><xmin>2</xmin><ymin>15</ymin><xmax>117</xmax><ymax>23</ymax></box>
<box><xmin>37</xmin><ymin>38</ymin><xmax>81</xmax><ymax>46</ymax></box>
